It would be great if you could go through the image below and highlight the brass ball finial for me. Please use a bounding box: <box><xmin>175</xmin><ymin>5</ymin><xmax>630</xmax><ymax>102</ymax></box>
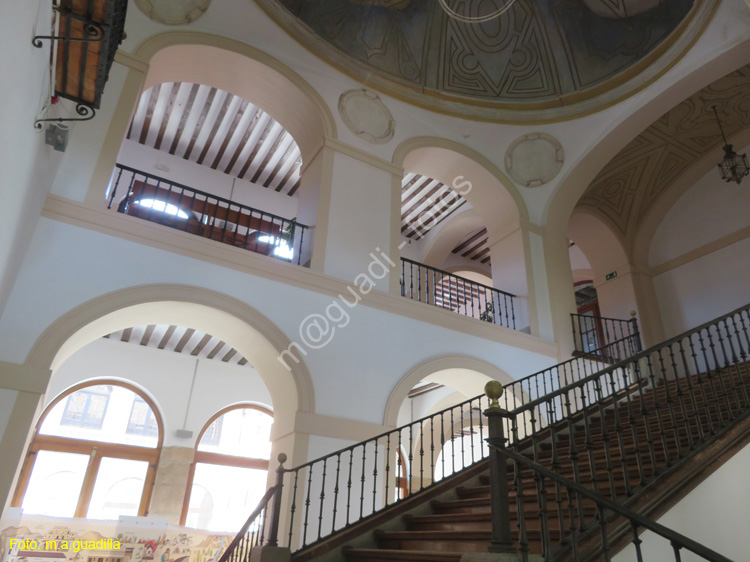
<box><xmin>484</xmin><ymin>380</ymin><xmax>504</xmax><ymax>409</ymax></box>
<box><xmin>277</xmin><ymin>452</ymin><xmax>288</xmax><ymax>465</ymax></box>
<box><xmin>630</xmin><ymin>310</ymin><xmax>637</xmax><ymax>317</ymax></box>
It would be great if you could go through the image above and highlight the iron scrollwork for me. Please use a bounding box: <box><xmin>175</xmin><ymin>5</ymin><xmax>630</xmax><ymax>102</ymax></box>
<box><xmin>34</xmin><ymin>104</ymin><xmax>96</xmax><ymax>130</ymax></box>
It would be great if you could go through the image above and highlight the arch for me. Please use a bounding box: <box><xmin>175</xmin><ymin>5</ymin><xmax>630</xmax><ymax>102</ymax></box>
<box><xmin>568</xmin><ymin>209</ymin><xmax>630</xmax><ymax>278</ymax></box>
<box><xmin>26</xmin><ymin>284</ymin><xmax>316</xmax><ymax>419</ymax></box>
<box><xmin>37</xmin><ymin>378</ymin><xmax>165</xmax><ymax>448</ymax></box>
<box><xmin>12</xmin><ymin>379</ymin><xmax>165</xmax><ymax>518</ymax></box>
<box><xmin>383</xmin><ymin>355</ymin><xmax>515</xmax><ymax>427</ymax></box>
<box><xmin>133</xmin><ymin>32</ymin><xmax>337</xmax><ymax>163</ymax></box>
<box><xmin>544</xmin><ymin>39</ymin><xmax>750</xmax><ymax>242</ymax></box>
<box><xmin>182</xmin><ymin>403</ymin><xmax>275</xmax><ymax>528</ymax></box>
<box><xmin>393</xmin><ymin>137</ymin><xmax>529</xmax><ymax>242</ymax></box>
<box><xmin>195</xmin><ymin>403</ymin><xmax>273</xmax><ymax>447</ymax></box>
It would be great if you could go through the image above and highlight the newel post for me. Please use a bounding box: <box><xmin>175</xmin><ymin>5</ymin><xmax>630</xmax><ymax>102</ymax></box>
<box><xmin>251</xmin><ymin>454</ymin><xmax>291</xmax><ymax>562</ymax></box>
<box><xmin>267</xmin><ymin>453</ymin><xmax>287</xmax><ymax>547</ymax></box>
<box><xmin>484</xmin><ymin>380</ymin><xmax>516</xmax><ymax>554</ymax></box>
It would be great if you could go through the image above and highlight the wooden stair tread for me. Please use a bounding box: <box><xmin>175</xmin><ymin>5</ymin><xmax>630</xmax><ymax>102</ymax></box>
<box><xmin>344</xmin><ymin>549</ymin><xmax>462</xmax><ymax>561</ymax></box>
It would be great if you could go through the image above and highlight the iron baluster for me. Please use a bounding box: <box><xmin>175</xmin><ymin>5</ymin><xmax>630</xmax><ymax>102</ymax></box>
<box><xmin>346</xmin><ymin>450</ymin><xmax>354</xmax><ymax>525</ymax></box>
<box><xmin>331</xmin><ymin>454</ymin><xmax>341</xmax><ymax>533</ymax></box>
<box><xmin>371</xmin><ymin>439</ymin><xmax>378</xmax><ymax>514</ymax></box>
<box><xmin>302</xmin><ymin>466</ymin><xmax>313</xmax><ymax>547</ymax></box>
<box><xmin>359</xmin><ymin>443</ymin><xmax>367</xmax><ymax>519</ymax></box>
<box><xmin>384</xmin><ymin>435</ymin><xmax>390</xmax><ymax>506</ymax></box>
<box><xmin>317</xmin><ymin>458</ymin><xmax>327</xmax><ymax>541</ymax></box>
<box><xmin>288</xmin><ymin>471</ymin><xmax>299</xmax><ymax>548</ymax></box>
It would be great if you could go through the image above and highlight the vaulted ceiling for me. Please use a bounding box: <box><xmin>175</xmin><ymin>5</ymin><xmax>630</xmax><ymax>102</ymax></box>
<box><xmin>128</xmin><ymin>82</ymin><xmax>303</xmax><ymax>196</ymax></box>
<box><xmin>578</xmin><ymin>64</ymin><xmax>750</xmax><ymax>239</ymax></box>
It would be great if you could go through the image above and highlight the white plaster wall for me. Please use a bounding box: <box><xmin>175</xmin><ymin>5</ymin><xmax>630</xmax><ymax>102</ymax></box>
<box><xmin>649</xmin><ymin>142</ymin><xmax>750</xmax><ymax>267</ymax></box>
<box><xmin>0</xmin><ymin>219</ymin><xmax>558</xmax><ymax>428</ymax></box>
<box><xmin>322</xmin><ymin>152</ymin><xmax>395</xmax><ymax>285</ymax></box>
<box><xmin>48</xmin><ymin>337</ymin><xmax>272</xmax><ymax>448</ymax></box>
<box><xmin>49</xmin><ymin>63</ymin><xmax>130</xmax><ymax>203</ymax></box>
<box><xmin>0</xmin><ymin>389</ymin><xmax>19</xmax><ymax>444</ymax></box>
<box><xmin>115</xmin><ymin>140</ymin><xmax>299</xmax><ymax>220</ymax></box>
<box><xmin>0</xmin><ymin>1</ymin><xmax>63</xmax><ymax>314</ymax></box>
<box><xmin>653</xmin><ymin>238</ymin><xmax>750</xmax><ymax>337</ymax></box>
<box><xmin>612</xmin><ymin>443</ymin><xmax>750</xmax><ymax>562</ymax></box>
<box><xmin>569</xmin><ymin>244</ymin><xmax>591</xmax><ymax>274</ymax></box>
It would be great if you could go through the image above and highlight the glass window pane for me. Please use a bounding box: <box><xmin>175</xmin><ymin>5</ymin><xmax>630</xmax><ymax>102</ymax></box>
<box><xmin>87</xmin><ymin>457</ymin><xmax>149</xmax><ymax>520</ymax></box>
<box><xmin>197</xmin><ymin>408</ymin><xmax>272</xmax><ymax>459</ymax></box>
<box><xmin>185</xmin><ymin>463</ymin><xmax>268</xmax><ymax>532</ymax></box>
<box><xmin>21</xmin><ymin>451</ymin><xmax>89</xmax><ymax>517</ymax></box>
<box><xmin>40</xmin><ymin>386</ymin><xmax>159</xmax><ymax>448</ymax></box>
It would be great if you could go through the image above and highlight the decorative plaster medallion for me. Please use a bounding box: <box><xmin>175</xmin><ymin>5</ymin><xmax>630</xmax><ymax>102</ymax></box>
<box><xmin>338</xmin><ymin>89</ymin><xmax>395</xmax><ymax>144</ymax></box>
<box><xmin>505</xmin><ymin>133</ymin><xmax>564</xmax><ymax>188</ymax></box>
<box><xmin>133</xmin><ymin>0</ymin><xmax>212</xmax><ymax>25</ymax></box>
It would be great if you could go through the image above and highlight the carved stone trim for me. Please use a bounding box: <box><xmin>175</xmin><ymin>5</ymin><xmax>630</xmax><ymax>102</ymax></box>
<box><xmin>505</xmin><ymin>133</ymin><xmax>564</xmax><ymax>187</ymax></box>
<box><xmin>133</xmin><ymin>0</ymin><xmax>212</xmax><ymax>25</ymax></box>
<box><xmin>338</xmin><ymin>89</ymin><xmax>396</xmax><ymax>145</ymax></box>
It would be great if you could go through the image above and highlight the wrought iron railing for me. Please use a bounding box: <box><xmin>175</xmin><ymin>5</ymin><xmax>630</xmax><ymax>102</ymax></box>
<box><xmin>222</xmin><ymin>303</ymin><xmax>748</xmax><ymax>561</ymax></box>
<box><xmin>571</xmin><ymin>312</ymin><xmax>641</xmax><ymax>360</ymax></box>
<box><xmin>490</xmin><ymin>446</ymin><xmax>733</xmax><ymax>562</ymax></box>
<box><xmin>489</xmin><ymin>303</ymin><xmax>750</xmax><ymax>559</ymax></box>
<box><xmin>400</xmin><ymin>257</ymin><xmax>516</xmax><ymax>329</ymax></box>
<box><xmin>217</xmin><ymin>329</ymin><xmax>640</xmax><ymax>558</ymax></box>
<box><xmin>108</xmin><ymin>164</ymin><xmax>310</xmax><ymax>265</ymax></box>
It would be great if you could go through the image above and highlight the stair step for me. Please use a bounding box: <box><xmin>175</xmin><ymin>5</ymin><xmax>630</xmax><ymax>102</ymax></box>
<box><xmin>344</xmin><ymin>548</ymin><xmax>462</xmax><ymax>562</ymax></box>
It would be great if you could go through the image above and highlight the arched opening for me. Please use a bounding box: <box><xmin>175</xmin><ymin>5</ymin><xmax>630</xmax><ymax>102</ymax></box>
<box><xmin>393</xmin><ymin>138</ymin><xmax>531</xmax><ymax>332</ymax></box>
<box><xmin>24</xmin><ymin>285</ymin><xmax>315</xmax><ymax>502</ymax></box>
<box><xmin>91</xmin><ymin>36</ymin><xmax>337</xmax><ymax>269</ymax></box>
<box><xmin>12</xmin><ymin>380</ymin><xmax>163</xmax><ymax>519</ymax></box>
<box><xmin>183</xmin><ymin>404</ymin><xmax>274</xmax><ymax>531</ymax></box>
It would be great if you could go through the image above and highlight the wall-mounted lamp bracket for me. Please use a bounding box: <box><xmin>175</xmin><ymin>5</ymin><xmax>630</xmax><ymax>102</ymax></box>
<box><xmin>32</xmin><ymin>6</ymin><xmax>105</xmax><ymax>48</ymax></box>
<box><xmin>34</xmin><ymin>104</ymin><xmax>96</xmax><ymax>130</ymax></box>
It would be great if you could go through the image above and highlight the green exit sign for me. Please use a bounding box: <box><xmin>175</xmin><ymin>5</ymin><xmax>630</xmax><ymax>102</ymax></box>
<box><xmin>605</xmin><ymin>271</ymin><xmax>618</xmax><ymax>281</ymax></box>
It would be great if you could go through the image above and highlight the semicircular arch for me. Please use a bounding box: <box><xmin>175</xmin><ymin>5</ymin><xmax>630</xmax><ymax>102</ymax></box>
<box><xmin>383</xmin><ymin>355</ymin><xmax>515</xmax><ymax>427</ymax></box>
<box><xmin>26</xmin><ymin>284</ymin><xmax>315</xmax><ymax>419</ymax></box>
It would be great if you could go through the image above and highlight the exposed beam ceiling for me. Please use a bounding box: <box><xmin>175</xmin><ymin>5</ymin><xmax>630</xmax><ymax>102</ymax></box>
<box><xmin>104</xmin><ymin>324</ymin><xmax>250</xmax><ymax>366</ymax></box>
<box><xmin>128</xmin><ymin>82</ymin><xmax>303</xmax><ymax>196</ymax></box>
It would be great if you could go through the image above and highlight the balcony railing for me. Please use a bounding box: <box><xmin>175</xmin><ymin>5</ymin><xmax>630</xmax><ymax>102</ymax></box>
<box><xmin>571</xmin><ymin>312</ymin><xmax>641</xmax><ymax>361</ymax></box>
<box><xmin>107</xmin><ymin>164</ymin><xmax>309</xmax><ymax>265</ymax></box>
<box><xmin>400</xmin><ymin>257</ymin><xmax>516</xmax><ymax>330</ymax></box>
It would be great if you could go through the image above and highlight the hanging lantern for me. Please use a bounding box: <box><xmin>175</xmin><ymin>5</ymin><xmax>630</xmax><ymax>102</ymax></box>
<box><xmin>712</xmin><ymin>105</ymin><xmax>749</xmax><ymax>185</ymax></box>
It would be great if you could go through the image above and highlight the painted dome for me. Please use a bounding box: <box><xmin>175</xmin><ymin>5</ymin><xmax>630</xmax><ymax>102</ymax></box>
<box><xmin>257</xmin><ymin>0</ymin><xmax>712</xmax><ymax>121</ymax></box>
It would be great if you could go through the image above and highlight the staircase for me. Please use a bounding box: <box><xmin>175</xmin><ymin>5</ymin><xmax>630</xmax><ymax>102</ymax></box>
<box><xmin>220</xmin><ymin>303</ymin><xmax>749</xmax><ymax>562</ymax></box>
<box><xmin>343</xmin><ymin>364</ymin><xmax>750</xmax><ymax>561</ymax></box>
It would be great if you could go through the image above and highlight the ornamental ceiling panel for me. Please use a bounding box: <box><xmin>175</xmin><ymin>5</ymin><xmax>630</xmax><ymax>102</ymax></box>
<box><xmin>578</xmin><ymin>65</ymin><xmax>750</xmax><ymax>238</ymax></box>
<box><xmin>258</xmin><ymin>0</ymin><xmax>707</xmax><ymax>120</ymax></box>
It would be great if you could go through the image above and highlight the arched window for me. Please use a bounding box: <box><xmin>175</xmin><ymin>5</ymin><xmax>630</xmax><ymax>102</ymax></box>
<box><xmin>12</xmin><ymin>381</ymin><xmax>162</xmax><ymax>519</ymax></box>
<box><xmin>182</xmin><ymin>405</ymin><xmax>273</xmax><ymax>531</ymax></box>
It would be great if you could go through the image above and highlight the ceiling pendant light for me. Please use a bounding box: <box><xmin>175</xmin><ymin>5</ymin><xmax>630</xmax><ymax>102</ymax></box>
<box><xmin>711</xmin><ymin>105</ymin><xmax>749</xmax><ymax>185</ymax></box>
<box><xmin>439</xmin><ymin>0</ymin><xmax>518</xmax><ymax>23</ymax></box>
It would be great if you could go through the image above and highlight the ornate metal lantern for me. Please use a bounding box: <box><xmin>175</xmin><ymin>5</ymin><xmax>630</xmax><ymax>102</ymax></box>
<box><xmin>712</xmin><ymin>106</ymin><xmax>749</xmax><ymax>185</ymax></box>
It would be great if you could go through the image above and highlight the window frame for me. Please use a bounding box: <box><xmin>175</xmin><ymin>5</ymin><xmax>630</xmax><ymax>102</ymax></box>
<box><xmin>126</xmin><ymin>395</ymin><xmax>159</xmax><ymax>437</ymax></box>
<box><xmin>11</xmin><ymin>380</ymin><xmax>163</xmax><ymax>519</ymax></box>
<box><xmin>60</xmin><ymin>385</ymin><xmax>111</xmax><ymax>430</ymax></box>
<box><xmin>179</xmin><ymin>404</ymin><xmax>272</xmax><ymax>527</ymax></box>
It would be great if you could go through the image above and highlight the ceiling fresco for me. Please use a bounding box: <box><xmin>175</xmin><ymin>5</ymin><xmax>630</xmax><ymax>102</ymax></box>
<box><xmin>260</xmin><ymin>0</ymin><xmax>701</xmax><ymax>117</ymax></box>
